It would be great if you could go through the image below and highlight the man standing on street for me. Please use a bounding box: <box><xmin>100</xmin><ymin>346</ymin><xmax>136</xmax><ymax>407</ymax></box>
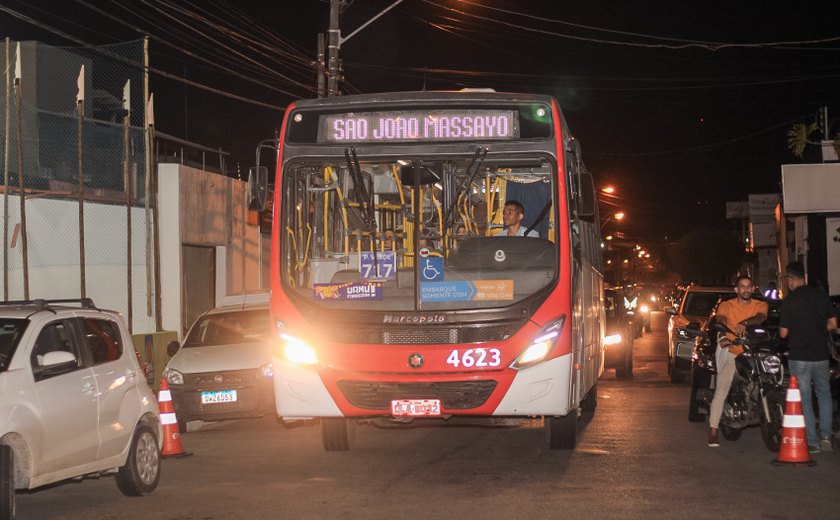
<box><xmin>779</xmin><ymin>261</ymin><xmax>838</xmax><ymax>453</ymax></box>
<box><xmin>707</xmin><ymin>275</ymin><xmax>768</xmax><ymax>447</ymax></box>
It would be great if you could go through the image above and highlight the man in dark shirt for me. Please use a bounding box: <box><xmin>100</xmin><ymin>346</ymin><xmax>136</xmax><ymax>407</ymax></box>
<box><xmin>779</xmin><ymin>261</ymin><xmax>838</xmax><ymax>453</ymax></box>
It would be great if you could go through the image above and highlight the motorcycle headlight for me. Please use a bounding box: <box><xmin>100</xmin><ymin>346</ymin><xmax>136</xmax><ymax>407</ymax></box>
<box><xmin>639</xmin><ymin>305</ymin><xmax>650</xmax><ymax>313</ymax></box>
<box><xmin>162</xmin><ymin>367</ymin><xmax>184</xmax><ymax>385</ymax></box>
<box><xmin>760</xmin><ymin>354</ymin><xmax>782</xmax><ymax>374</ymax></box>
<box><xmin>511</xmin><ymin>316</ymin><xmax>565</xmax><ymax>370</ymax></box>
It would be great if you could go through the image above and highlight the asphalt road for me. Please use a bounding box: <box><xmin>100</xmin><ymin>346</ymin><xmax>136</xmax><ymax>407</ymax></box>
<box><xmin>16</xmin><ymin>320</ymin><xmax>840</xmax><ymax>520</ymax></box>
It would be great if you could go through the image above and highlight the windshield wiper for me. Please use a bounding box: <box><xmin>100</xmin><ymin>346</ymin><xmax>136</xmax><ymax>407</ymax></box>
<box><xmin>344</xmin><ymin>147</ymin><xmax>379</xmax><ymax>254</ymax></box>
<box><xmin>442</xmin><ymin>147</ymin><xmax>487</xmax><ymax>228</ymax></box>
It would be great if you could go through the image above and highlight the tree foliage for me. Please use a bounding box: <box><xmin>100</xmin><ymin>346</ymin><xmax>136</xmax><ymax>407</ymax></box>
<box><xmin>787</xmin><ymin>122</ymin><xmax>840</xmax><ymax>159</ymax></box>
<box><xmin>667</xmin><ymin>227</ymin><xmax>744</xmax><ymax>285</ymax></box>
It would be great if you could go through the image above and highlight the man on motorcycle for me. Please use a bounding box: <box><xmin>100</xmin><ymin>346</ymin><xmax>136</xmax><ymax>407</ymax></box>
<box><xmin>707</xmin><ymin>275</ymin><xmax>768</xmax><ymax>447</ymax></box>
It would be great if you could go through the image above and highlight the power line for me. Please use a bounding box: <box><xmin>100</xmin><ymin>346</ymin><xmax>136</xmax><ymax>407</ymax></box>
<box><xmin>69</xmin><ymin>0</ymin><xmax>314</xmax><ymax>99</ymax></box>
<box><xmin>586</xmin><ymin>111</ymin><xmax>815</xmax><ymax>157</ymax></box>
<box><xmin>0</xmin><ymin>4</ymin><xmax>287</xmax><ymax>110</ymax></box>
<box><xmin>422</xmin><ymin>0</ymin><xmax>840</xmax><ymax>51</ymax></box>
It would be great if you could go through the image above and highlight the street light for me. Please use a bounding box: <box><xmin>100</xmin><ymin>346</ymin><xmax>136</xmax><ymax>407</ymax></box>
<box><xmin>600</xmin><ymin>211</ymin><xmax>625</xmax><ymax>230</ymax></box>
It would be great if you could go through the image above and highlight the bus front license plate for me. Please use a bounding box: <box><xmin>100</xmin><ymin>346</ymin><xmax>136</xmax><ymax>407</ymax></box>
<box><xmin>391</xmin><ymin>399</ymin><xmax>441</xmax><ymax>416</ymax></box>
<box><xmin>201</xmin><ymin>389</ymin><xmax>237</xmax><ymax>404</ymax></box>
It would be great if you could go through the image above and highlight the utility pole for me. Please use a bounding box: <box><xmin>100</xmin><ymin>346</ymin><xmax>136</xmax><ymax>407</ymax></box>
<box><xmin>327</xmin><ymin>0</ymin><xmax>341</xmax><ymax>97</ymax></box>
<box><xmin>325</xmin><ymin>0</ymin><xmax>406</xmax><ymax>97</ymax></box>
<box><xmin>316</xmin><ymin>34</ymin><xmax>326</xmax><ymax>98</ymax></box>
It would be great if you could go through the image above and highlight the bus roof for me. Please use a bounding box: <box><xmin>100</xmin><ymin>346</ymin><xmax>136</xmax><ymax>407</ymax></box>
<box><xmin>288</xmin><ymin>90</ymin><xmax>558</xmax><ymax>111</ymax></box>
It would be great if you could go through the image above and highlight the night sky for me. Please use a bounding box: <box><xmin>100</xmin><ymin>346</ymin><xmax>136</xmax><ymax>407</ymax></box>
<box><xmin>2</xmin><ymin>0</ymin><xmax>839</xmax><ymax>244</ymax></box>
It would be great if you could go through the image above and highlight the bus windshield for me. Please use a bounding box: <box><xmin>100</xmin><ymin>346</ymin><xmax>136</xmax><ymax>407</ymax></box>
<box><xmin>280</xmin><ymin>153</ymin><xmax>559</xmax><ymax>311</ymax></box>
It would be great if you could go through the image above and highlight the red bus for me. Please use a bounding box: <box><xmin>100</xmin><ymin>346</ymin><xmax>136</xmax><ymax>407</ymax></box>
<box><xmin>250</xmin><ymin>90</ymin><xmax>605</xmax><ymax>450</ymax></box>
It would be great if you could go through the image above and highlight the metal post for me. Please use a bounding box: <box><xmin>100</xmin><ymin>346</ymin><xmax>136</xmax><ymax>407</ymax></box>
<box><xmin>77</xmin><ymin>90</ymin><xmax>86</xmax><ymax>298</ymax></box>
<box><xmin>124</xmin><ymin>110</ymin><xmax>133</xmax><ymax>333</ymax></box>
<box><xmin>3</xmin><ymin>38</ymin><xmax>10</xmax><ymax>300</ymax></box>
<box><xmin>144</xmin><ymin>37</ymin><xmax>152</xmax><ymax>316</ymax></box>
<box><xmin>151</xmin><ymin>131</ymin><xmax>162</xmax><ymax>331</ymax></box>
<box><xmin>14</xmin><ymin>67</ymin><xmax>29</xmax><ymax>299</ymax></box>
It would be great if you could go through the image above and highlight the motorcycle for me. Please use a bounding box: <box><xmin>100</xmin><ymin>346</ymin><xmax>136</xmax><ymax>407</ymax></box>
<box><xmin>693</xmin><ymin>321</ymin><xmax>787</xmax><ymax>451</ymax></box>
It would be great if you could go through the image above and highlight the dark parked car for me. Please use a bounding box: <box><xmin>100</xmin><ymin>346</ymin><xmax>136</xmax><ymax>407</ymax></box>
<box><xmin>604</xmin><ymin>288</ymin><xmax>635</xmax><ymax>378</ymax></box>
<box><xmin>665</xmin><ymin>285</ymin><xmax>733</xmax><ymax>383</ymax></box>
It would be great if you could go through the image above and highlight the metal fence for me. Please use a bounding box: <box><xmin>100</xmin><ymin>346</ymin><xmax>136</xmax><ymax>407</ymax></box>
<box><xmin>1</xmin><ymin>38</ymin><xmax>155</xmax><ymax>332</ymax></box>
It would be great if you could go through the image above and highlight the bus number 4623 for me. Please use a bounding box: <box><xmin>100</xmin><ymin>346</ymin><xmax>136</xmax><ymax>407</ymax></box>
<box><xmin>445</xmin><ymin>348</ymin><xmax>501</xmax><ymax>368</ymax></box>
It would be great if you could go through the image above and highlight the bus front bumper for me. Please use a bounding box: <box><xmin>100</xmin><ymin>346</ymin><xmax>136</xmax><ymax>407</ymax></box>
<box><xmin>272</xmin><ymin>352</ymin><xmax>574</xmax><ymax>420</ymax></box>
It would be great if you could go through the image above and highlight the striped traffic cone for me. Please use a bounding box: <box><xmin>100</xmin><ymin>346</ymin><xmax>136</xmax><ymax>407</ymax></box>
<box><xmin>772</xmin><ymin>376</ymin><xmax>815</xmax><ymax>467</ymax></box>
<box><xmin>158</xmin><ymin>379</ymin><xmax>192</xmax><ymax>459</ymax></box>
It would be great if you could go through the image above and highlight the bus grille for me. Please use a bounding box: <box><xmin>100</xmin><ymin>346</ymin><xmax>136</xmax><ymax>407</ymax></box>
<box><xmin>327</xmin><ymin>323</ymin><xmax>523</xmax><ymax>345</ymax></box>
<box><xmin>337</xmin><ymin>380</ymin><xmax>498</xmax><ymax>410</ymax></box>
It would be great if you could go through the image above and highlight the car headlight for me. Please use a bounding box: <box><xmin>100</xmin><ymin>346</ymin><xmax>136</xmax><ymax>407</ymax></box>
<box><xmin>162</xmin><ymin>367</ymin><xmax>184</xmax><ymax>385</ymax></box>
<box><xmin>258</xmin><ymin>362</ymin><xmax>273</xmax><ymax>379</ymax></box>
<box><xmin>280</xmin><ymin>333</ymin><xmax>319</xmax><ymax>366</ymax></box>
<box><xmin>511</xmin><ymin>315</ymin><xmax>565</xmax><ymax>370</ymax></box>
<box><xmin>760</xmin><ymin>354</ymin><xmax>782</xmax><ymax>374</ymax></box>
<box><xmin>639</xmin><ymin>305</ymin><xmax>650</xmax><ymax>313</ymax></box>
<box><xmin>604</xmin><ymin>333</ymin><xmax>622</xmax><ymax>346</ymax></box>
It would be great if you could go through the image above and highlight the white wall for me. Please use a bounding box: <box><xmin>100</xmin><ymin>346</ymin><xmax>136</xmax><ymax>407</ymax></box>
<box><xmin>0</xmin><ymin>194</ymin><xmax>155</xmax><ymax>332</ymax></box>
<box><xmin>158</xmin><ymin>163</ymin><xmax>181</xmax><ymax>336</ymax></box>
<box><xmin>1</xmin><ymin>163</ymin><xmax>266</xmax><ymax>337</ymax></box>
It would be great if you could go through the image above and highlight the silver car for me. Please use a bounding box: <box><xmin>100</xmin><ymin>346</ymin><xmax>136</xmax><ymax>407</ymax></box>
<box><xmin>0</xmin><ymin>299</ymin><xmax>162</xmax><ymax>519</ymax></box>
<box><xmin>162</xmin><ymin>294</ymin><xmax>273</xmax><ymax>431</ymax></box>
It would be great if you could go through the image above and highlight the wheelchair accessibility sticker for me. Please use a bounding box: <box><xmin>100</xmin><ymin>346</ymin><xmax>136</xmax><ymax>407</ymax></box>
<box><xmin>420</xmin><ymin>279</ymin><xmax>514</xmax><ymax>302</ymax></box>
<box><xmin>420</xmin><ymin>257</ymin><xmax>444</xmax><ymax>281</ymax></box>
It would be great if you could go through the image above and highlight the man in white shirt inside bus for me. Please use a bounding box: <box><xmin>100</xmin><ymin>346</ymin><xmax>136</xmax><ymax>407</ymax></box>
<box><xmin>502</xmin><ymin>200</ymin><xmax>538</xmax><ymax>237</ymax></box>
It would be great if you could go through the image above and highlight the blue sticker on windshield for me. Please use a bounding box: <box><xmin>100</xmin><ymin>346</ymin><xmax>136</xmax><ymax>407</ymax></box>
<box><xmin>360</xmin><ymin>252</ymin><xmax>397</xmax><ymax>280</ymax></box>
<box><xmin>420</xmin><ymin>257</ymin><xmax>444</xmax><ymax>281</ymax></box>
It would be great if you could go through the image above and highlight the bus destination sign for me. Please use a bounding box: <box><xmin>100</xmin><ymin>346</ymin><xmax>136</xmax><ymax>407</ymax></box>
<box><xmin>318</xmin><ymin>110</ymin><xmax>519</xmax><ymax>144</ymax></box>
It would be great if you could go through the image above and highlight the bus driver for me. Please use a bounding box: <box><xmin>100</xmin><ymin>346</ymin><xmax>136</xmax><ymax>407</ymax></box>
<box><xmin>502</xmin><ymin>200</ymin><xmax>538</xmax><ymax>237</ymax></box>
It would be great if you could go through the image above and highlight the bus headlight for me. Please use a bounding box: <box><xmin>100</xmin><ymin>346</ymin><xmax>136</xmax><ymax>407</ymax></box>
<box><xmin>604</xmin><ymin>334</ymin><xmax>622</xmax><ymax>346</ymax></box>
<box><xmin>280</xmin><ymin>333</ymin><xmax>319</xmax><ymax>366</ymax></box>
<box><xmin>511</xmin><ymin>316</ymin><xmax>565</xmax><ymax>370</ymax></box>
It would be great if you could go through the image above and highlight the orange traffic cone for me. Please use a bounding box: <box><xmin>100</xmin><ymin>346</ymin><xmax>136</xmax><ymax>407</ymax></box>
<box><xmin>158</xmin><ymin>379</ymin><xmax>192</xmax><ymax>459</ymax></box>
<box><xmin>772</xmin><ymin>375</ymin><xmax>816</xmax><ymax>467</ymax></box>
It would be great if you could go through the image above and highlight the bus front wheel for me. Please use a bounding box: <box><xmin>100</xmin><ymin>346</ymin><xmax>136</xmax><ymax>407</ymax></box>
<box><xmin>321</xmin><ymin>418</ymin><xmax>356</xmax><ymax>451</ymax></box>
<box><xmin>544</xmin><ymin>413</ymin><xmax>577</xmax><ymax>450</ymax></box>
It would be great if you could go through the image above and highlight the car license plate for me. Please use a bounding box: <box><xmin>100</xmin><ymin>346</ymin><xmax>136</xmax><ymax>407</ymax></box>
<box><xmin>390</xmin><ymin>399</ymin><xmax>441</xmax><ymax>416</ymax></box>
<box><xmin>201</xmin><ymin>389</ymin><xmax>237</xmax><ymax>404</ymax></box>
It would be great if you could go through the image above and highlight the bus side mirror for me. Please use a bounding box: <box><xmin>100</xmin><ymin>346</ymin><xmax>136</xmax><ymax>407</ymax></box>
<box><xmin>248</xmin><ymin>166</ymin><xmax>268</xmax><ymax>211</ymax></box>
<box><xmin>577</xmin><ymin>171</ymin><xmax>596</xmax><ymax>220</ymax></box>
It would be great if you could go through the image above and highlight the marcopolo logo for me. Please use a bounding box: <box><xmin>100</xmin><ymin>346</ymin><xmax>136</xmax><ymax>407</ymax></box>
<box><xmin>383</xmin><ymin>314</ymin><xmax>446</xmax><ymax>324</ymax></box>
